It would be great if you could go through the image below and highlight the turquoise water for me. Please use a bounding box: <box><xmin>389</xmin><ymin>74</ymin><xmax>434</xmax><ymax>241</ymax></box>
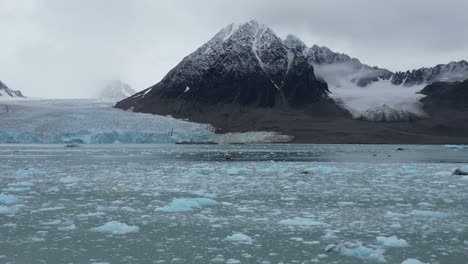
<box><xmin>0</xmin><ymin>144</ymin><xmax>467</xmax><ymax>264</ymax></box>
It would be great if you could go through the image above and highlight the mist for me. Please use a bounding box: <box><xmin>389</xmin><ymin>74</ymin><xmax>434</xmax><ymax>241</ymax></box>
<box><xmin>1</xmin><ymin>0</ymin><xmax>467</xmax><ymax>98</ymax></box>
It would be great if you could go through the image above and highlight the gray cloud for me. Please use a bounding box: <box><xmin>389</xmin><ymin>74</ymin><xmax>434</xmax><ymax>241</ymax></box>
<box><xmin>1</xmin><ymin>0</ymin><xmax>467</xmax><ymax>98</ymax></box>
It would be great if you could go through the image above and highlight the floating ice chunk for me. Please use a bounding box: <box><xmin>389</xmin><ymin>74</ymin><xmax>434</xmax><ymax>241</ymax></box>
<box><xmin>77</xmin><ymin>212</ymin><xmax>105</xmax><ymax>218</ymax></box>
<box><xmin>120</xmin><ymin>206</ymin><xmax>141</xmax><ymax>213</ymax></box>
<box><xmin>461</xmin><ymin>176</ymin><xmax>468</xmax><ymax>181</ymax></box>
<box><xmin>417</xmin><ymin>202</ymin><xmax>434</xmax><ymax>208</ymax></box>
<box><xmin>411</xmin><ymin>210</ymin><xmax>449</xmax><ymax>218</ymax></box>
<box><xmin>464</xmin><ymin>240</ymin><xmax>468</xmax><ymax>246</ymax></box>
<box><xmin>443</xmin><ymin>145</ymin><xmax>466</xmax><ymax>150</ymax></box>
<box><xmin>91</xmin><ymin>221</ymin><xmax>139</xmax><ymax>235</ymax></box>
<box><xmin>257</xmin><ymin>162</ymin><xmax>286</xmax><ymax>174</ymax></box>
<box><xmin>337</xmin><ymin>201</ymin><xmax>355</xmax><ymax>207</ymax></box>
<box><xmin>225</xmin><ymin>167</ymin><xmax>251</xmax><ymax>175</ymax></box>
<box><xmin>32</xmin><ymin>206</ymin><xmax>65</xmax><ymax>213</ymax></box>
<box><xmin>305</xmin><ymin>166</ymin><xmax>336</xmax><ymax>174</ymax></box>
<box><xmin>322</xmin><ymin>231</ymin><xmax>338</xmax><ymax>240</ymax></box>
<box><xmin>3</xmin><ymin>187</ymin><xmax>30</xmax><ymax>192</ymax></box>
<box><xmin>376</xmin><ymin>235</ymin><xmax>409</xmax><ymax>247</ymax></box>
<box><xmin>189</xmin><ymin>190</ymin><xmax>217</xmax><ymax>198</ymax></box>
<box><xmin>0</xmin><ymin>194</ymin><xmax>18</xmax><ymax>205</ymax></box>
<box><xmin>60</xmin><ymin>176</ymin><xmax>82</xmax><ymax>183</ymax></box>
<box><xmin>384</xmin><ymin>211</ymin><xmax>407</xmax><ymax>218</ymax></box>
<box><xmin>401</xmin><ymin>258</ymin><xmax>426</xmax><ymax>264</ymax></box>
<box><xmin>278</xmin><ymin>217</ymin><xmax>326</xmax><ymax>226</ymax></box>
<box><xmin>224</xmin><ymin>233</ymin><xmax>253</xmax><ymax>244</ymax></box>
<box><xmin>156</xmin><ymin>198</ymin><xmax>219</xmax><ymax>212</ymax></box>
<box><xmin>14</xmin><ymin>168</ymin><xmax>46</xmax><ymax>176</ymax></box>
<box><xmin>0</xmin><ymin>205</ymin><xmax>17</xmax><ymax>215</ymax></box>
<box><xmin>96</xmin><ymin>205</ymin><xmax>119</xmax><ymax>212</ymax></box>
<box><xmin>58</xmin><ymin>224</ymin><xmax>77</xmax><ymax>231</ymax></box>
<box><xmin>225</xmin><ymin>259</ymin><xmax>241</xmax><ymax>264</ymax></box>
<box><xmin>335</xmin><ymin>243</ymin><xmax>386</xmax><ymax>262</ymax></box>
<box><xmin>41</xmin><ymin>220</ymin><xmax>62</xmax><ymax>225</ymax></box>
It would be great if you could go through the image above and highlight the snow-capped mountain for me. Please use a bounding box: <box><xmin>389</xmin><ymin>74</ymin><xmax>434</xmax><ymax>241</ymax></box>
<box><xmin>0</xmin><ymin>80</ymin><xmax>24</xmax><ymax>98</ymax></box>
<box><xmin>392</xmin><ymin>60</ymin><xmax>468</xmax><ymax>86</ymax></box>
<box><xmin>116</xmin><ymin>20</ymin><xmax>329</xmax><ymax>113</ymax></box>
<box><xmin>117</xmin><ymin>20</ymin><xmax>468</xmax><ymax>125</ymax></box>
<box><xmin>98</xmin><ymin>80</ymin><xmax>136</xmax><ymax>101</ymax></box>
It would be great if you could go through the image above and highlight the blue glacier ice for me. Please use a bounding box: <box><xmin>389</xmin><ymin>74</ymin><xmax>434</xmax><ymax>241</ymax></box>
<box><xmin>0</xmin><ymin>99</ymin><xmax>292</xmax><ymax>144</ymax></box>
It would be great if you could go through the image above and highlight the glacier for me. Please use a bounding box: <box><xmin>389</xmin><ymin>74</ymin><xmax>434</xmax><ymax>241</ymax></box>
<box><xmin>0</xmin><ymin>99</ymin><xmax>292</xmax><ymax>144</ymax></box>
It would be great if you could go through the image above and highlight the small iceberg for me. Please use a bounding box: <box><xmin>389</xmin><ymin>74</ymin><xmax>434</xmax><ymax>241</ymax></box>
<box><xmin>156</xmin><ymin>198</ymin><xmax>219</xmax><ymax>212</ymax></box>
<box><xmin>326</xmin><ymin>242</ymin><xmax>385</xmax><ymax>262</ymax></box>
<box><xmin>60</xmin><ymin>176</ymin><xmax>83</xmax><ymax>183</ymax></box>
<box><xmin>444</xmin><ymin>145</ymin><xmax>466</xmax><ymax>150</ymax></box>
<box><xmin>224</xmin><ymin>233</ymin><xmax>253</xmax><ymax>244</ymax></box>
<box><xmin>401</xmin><ymin>258</ymin><xmax>426</xmax><ymax>264</ymax></box>
<box><xmin>411</xmin><ymin>210</ymin><xmax>449</xmax><ymax>218</ymax></box>
<box><xmin>91</xmin><ymin>221</ymin><xmax>139</xmax><ymax>235</ymax></box>
<box><xmin>0</xmin><ymin>194</ymin><xmax>18</xmax><ymax>205</ymax></box>
<box><xmin>376</xmin><ymin>235</ymin><xmax>409</xmax><ymax>247</ymax></box>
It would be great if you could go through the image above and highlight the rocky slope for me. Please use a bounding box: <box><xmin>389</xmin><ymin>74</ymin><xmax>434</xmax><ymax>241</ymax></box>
<box><xmin>0</xmin><ymin>80</ymin><xmax>24</xmax><ymax>98</ymax></box>
<box><xmin>420</xmin><ymin>79</ymin><xmax>468</xmax><ymax>109</ymax></box>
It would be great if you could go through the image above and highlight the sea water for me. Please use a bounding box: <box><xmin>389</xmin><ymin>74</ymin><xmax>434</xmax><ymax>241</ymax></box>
<box><xmin>0</xmin><ymin>144</ymin><xmax>467</xmax><ymax>263</ymax></box>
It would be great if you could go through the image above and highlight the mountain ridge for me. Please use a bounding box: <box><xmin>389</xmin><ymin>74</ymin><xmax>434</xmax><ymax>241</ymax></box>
<box><xmin>0</xmin><ymin>80</ymin><xmax>24</xmax><ymax>98</ymax></box>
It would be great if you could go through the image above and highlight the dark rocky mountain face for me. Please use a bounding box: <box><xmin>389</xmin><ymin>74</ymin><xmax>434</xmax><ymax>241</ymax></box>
<box><xmin>116</xmin><ymin>21</ymin><xmax>329</xmax><ymax>111</ymax></box>
<box><xmin>420</xmin><ymin>80</ymin><xmax>468</xmax><ymax>109</ymax></box>
<box><xmin>0</xmin><ymin>80</ymin><xmax>24</xmax><ymax>98</ymax></box>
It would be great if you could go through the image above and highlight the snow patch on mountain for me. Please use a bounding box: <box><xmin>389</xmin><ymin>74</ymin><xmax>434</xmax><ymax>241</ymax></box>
<box><xmin>329</xmin><ymin>79</ymin><xmax>427</xmax><ymax>122</ymax></box>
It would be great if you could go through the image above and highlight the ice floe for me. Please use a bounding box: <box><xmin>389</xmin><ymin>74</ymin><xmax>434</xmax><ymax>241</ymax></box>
<box><xmin>224</xmin><ymin>233</ymin><xmax>253</xmax><ymax>244</ymax></box>
<box><xmin>327</xmin><ymin>242</ymin><xmax>386</xmax><ymax>262</ymax></box>
<box><xmin>376</xmin><ymin>235</ymin><xmax>409</xmax><ymax>247</ymax></box>
<box><xmin>91</xmin><ymin>221</ymin><xmax>139</xmax><ymax>235</ymax></box>
<box><xmin>278</xmin><ymin>217</ymin><xmax>326</xmax><ymax>226</ymax></box>
<box><xmin>401</xmin><ymin>258</ymin><xmax>426</xmax><ymax>264</ymax></box>
<box><xmin>411</xmin><ymin>210</ymin><xmax>449</xmax><ymax>218</ymax></box>
<box><xmin>156</xmin><ymin>198</ymin><xmax>219</xmax><ymax>212</ymax></box>
<box><xmin>0</xmin><ymin>194</ymin><xmax>18</xmax><ymax>205</ymax></box>
<box><xmin>60</xmin><ymin>176</ymin><xmax>82</xmax><ymax>183</ymax></box>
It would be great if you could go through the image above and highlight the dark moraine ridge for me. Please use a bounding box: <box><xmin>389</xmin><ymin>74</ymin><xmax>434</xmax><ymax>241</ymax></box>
<box><xmin>116</xmin><ymin>21</ymin><xmax>468</xmax><ymax>144</ymax></box>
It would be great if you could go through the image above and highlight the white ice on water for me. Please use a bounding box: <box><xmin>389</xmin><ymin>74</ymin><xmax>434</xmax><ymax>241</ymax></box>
<box><xmin>224</xmin><ymin>233</ymin><xmax>254</xmax><ymax>244</ymax></box>
<box><xmin>0</xmin><ymin>144</ymin><xmax>467</xmax><ymax>263</ymax></box>
<box><xmin>91</xmin><ymin>221</ymin><xmax>139</xmax><ymax>235</ymax></box>
<box><xmin>156</xmin><ymin>198</ymin><xmax>219</xmax><ymax>212</ymax></box>
<box><xmin>401</xmin><ymin>258</ymin><xmax>426</xmax><ymax>264</ymax></box>
<box><xmin>376</xmin><ymin>235</ymin><xmax>409</xmax><ymax>248</ymax></box>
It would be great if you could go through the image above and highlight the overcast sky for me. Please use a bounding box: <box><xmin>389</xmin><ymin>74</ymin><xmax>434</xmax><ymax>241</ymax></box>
<box><xmin>1</xmin><ymin>0</ymin><xmax>467</xmax><ymax>98</ymax></box>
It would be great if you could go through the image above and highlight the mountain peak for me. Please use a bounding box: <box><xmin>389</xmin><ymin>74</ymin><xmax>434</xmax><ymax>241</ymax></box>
<box><xmin>0</xmin><ymin>80</ymin><xmax>25</xmax><ymax>98</ymax></box>
<box><xmin>284</xmin><ymin>34</ymin><xmax>307</xmax><ymax>54</ymax></box>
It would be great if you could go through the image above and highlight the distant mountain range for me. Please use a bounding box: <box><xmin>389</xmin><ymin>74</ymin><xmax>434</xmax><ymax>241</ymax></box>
<box><xmin>115</xmin><ymin>21</ymin><xmax>468</xmax><ymax>143</ymax></box>
<box><xmin>0</xmin><ymin>80</ymin><xmax>24</xmax><ymax>98</ymax></box>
